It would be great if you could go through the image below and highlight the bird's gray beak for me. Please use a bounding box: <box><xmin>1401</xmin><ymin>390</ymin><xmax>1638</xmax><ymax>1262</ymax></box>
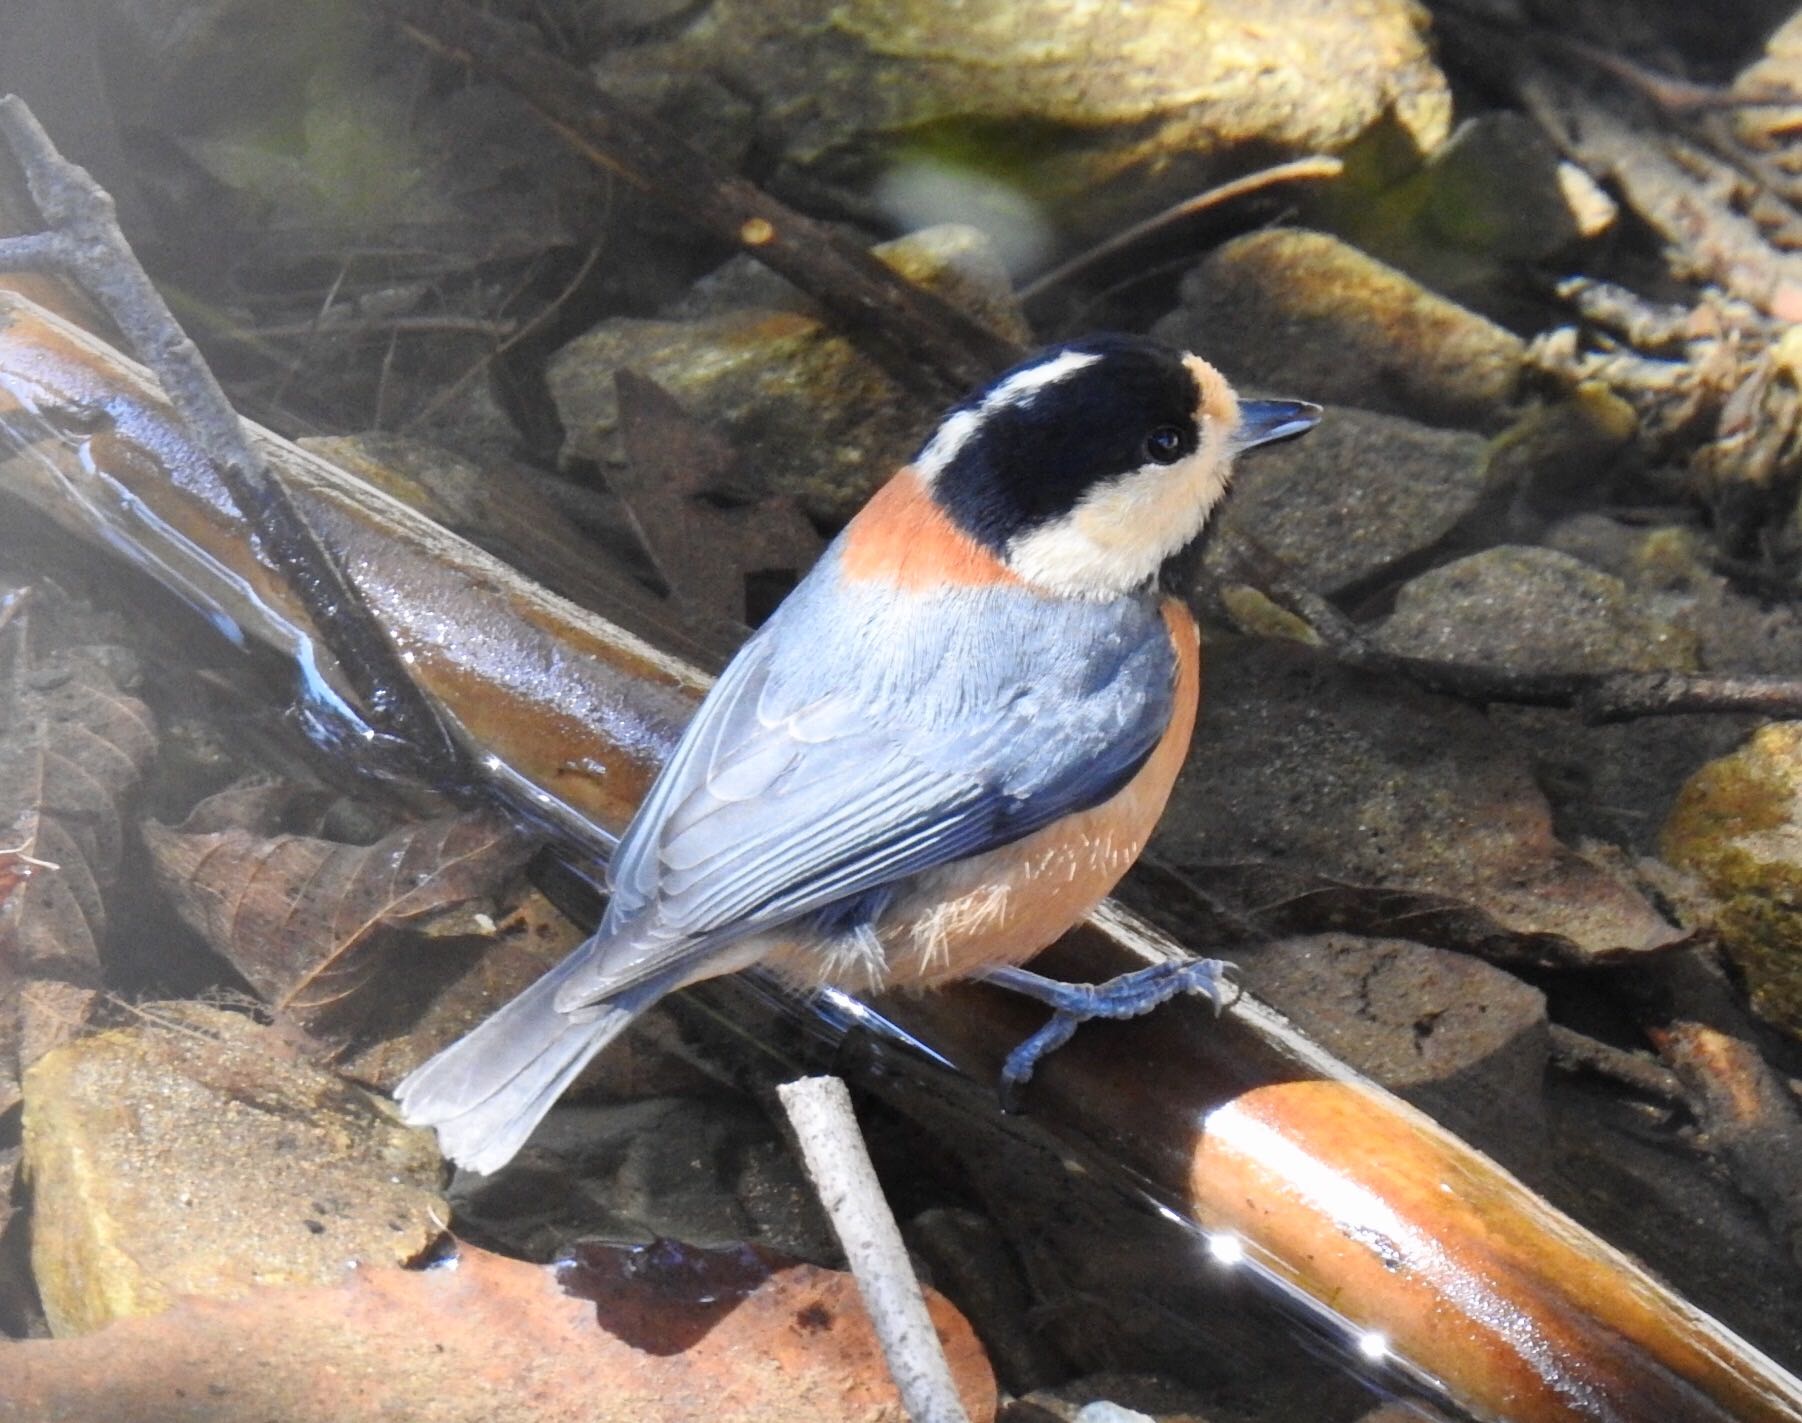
<box><xmin>1236</xmin><ymin>399</ymin><xmax>1323</xmax><ymax>449</ymax></box>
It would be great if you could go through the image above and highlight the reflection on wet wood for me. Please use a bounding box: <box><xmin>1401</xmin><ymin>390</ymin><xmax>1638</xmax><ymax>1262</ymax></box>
<box><xmin>875</xmin><ymin>910</ymin><xmax>1802</xmax><ymax>1422</ymax></box>
<box><xmin>0</xmin><ymin>291</ymin><xmax>701</xmax><ymax>851</ymax></box>
<box><xmin>1</xmin><ymin>290</ymin><xmax>1800</xmax><ymax>1422</ymax></box>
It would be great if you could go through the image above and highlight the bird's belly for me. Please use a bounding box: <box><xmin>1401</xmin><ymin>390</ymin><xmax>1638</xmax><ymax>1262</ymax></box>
<box><xmin>879</xmin><ymin>807</ymin><xmax>1163</xmax><ymax>987</ymax></box>
<box><xmin>761</xmin><ymin>599</ymin><xmax>1201</xmax><ymax>994</ymax></box>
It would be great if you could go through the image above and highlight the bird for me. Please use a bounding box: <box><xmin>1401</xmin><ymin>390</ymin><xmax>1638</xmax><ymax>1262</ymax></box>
<box><xmin>396</xmin><ymin>332</ymin><xmax>1319</xmax><ymax>1174</ymax></box>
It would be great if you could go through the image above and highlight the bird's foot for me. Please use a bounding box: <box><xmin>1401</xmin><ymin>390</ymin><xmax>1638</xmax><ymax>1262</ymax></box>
<box><xmin>982</xmin><ymin>958</ymin><xmax>1238</xmax><ymax>1112</ymax></box>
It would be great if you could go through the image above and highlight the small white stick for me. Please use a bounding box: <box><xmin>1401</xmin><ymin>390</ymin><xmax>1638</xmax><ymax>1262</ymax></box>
<box><xmin>777</xmin><ymin>1074</ymin><xmax>974</xmax><ymax>1423</ymax></box>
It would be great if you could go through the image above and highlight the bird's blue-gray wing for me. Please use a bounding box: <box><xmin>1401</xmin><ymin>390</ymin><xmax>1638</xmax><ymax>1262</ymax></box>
<box><xmin>560</xmin><ymin>577</ymin><xmax>1177</xmax><ymax>1011</ymax></box>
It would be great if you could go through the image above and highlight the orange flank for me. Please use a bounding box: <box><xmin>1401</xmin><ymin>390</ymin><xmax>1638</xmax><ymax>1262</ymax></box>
<box><xmin>838</xmin><ymin>469</ymin><xmax>1024</xmax><ymax>590</ymax></box>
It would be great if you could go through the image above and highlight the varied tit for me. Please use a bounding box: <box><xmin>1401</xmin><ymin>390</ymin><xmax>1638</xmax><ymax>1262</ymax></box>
<box><xmin>398</xmin><ymin>333</ymin><xmax>1319</xmax><ymax>1174</ymax></box>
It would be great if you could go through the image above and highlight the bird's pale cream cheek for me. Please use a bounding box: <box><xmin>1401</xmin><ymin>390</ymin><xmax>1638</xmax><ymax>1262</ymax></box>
<box><xmin>1004</xmin><ymin>435</ymin><xmax>1237</xmax><ymax>598</ymax></box>
<box><xmin>1005</xmin><ymin>352</ymin><xmax>1245</xmax><ymax>598</ymax></box>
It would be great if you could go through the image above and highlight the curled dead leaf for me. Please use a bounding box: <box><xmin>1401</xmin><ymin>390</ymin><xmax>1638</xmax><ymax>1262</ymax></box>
<box><xmin>143</xmin><ymin>785</ymin><xmax>532</xmax><ymax>1029</ymax></box>
<box><xmin>0</xmin><ymin>597</ymin><xmax>155</xmax><ymax>1105</ymax></box>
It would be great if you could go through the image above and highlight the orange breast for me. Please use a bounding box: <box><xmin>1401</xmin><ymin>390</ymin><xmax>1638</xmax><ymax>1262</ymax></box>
<box><xmin>785</xmin><ymin>598</ymin><xmax>1203</xmax><ymax>991</ymax></box>
<box><xmin>838</xmin><ymin>468</ymin><xmax>1024</xmax><ymax>590</ymax></box>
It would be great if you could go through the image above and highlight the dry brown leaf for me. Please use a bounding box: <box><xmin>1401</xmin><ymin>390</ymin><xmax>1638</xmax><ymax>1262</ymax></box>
<box><xmin>0</xmin><ymin>596</ymin><xmax>155</xmax><ymax>1104</ymax></box>
<box><xmin>0</xmin><ymin>599</ymin><xmax>156</xmax><ymax>978</ymax></box>
<box><xmin>143</xmin><ymin>787</ymin><xmax>531</xmax><ymax>1027</ymax></box>
<box><xmin>0</xmin><ymin>1239</ymin><xmax>996</xmax><ymax>1423</ymax></box>
<box><xmin>612</xmin><ymin>371</ymin><xmax>821</xmax><ymax>630</ymax></box>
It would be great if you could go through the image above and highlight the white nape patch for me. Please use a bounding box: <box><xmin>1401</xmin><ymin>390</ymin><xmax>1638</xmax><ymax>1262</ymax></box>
<box><xmin>915</xmin><ymin>406</ymin><xmax>982</xmax><ymax>483</ymax></box>
<box><xmin>1005</xmin><ymin>437</ymin><xmax>1236</xmax><ymax>598</ymax></box>
<box><xmin>987</xmin><ymin>348</ymin><xmax>1103</xmax><ymax>408</ymax></box>
<box><xmin>915</xmin><ymin>349</ymin><xmax>1103</xmax><ymax>484</ymax></box>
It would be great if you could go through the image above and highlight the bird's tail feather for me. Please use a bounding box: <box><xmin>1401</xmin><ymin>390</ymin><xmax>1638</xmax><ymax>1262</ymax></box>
<box><xmin>394</xmin><ymin>954</ymin><xmax>676</xmax><ymax>1176</ymax></box>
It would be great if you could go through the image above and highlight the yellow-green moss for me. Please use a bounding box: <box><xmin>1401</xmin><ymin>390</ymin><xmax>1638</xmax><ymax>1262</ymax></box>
<box><xmin>1662</xmin><ymin>723</ymin><xmax>1802</xmax><ymax>1034</ymax></box>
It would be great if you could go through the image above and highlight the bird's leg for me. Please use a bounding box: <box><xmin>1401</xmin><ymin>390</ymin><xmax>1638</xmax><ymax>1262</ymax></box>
<box><xmin>981</xmin><ymin>957</ymin><xmax>1237</xmax><ymax>1111</ymax></box>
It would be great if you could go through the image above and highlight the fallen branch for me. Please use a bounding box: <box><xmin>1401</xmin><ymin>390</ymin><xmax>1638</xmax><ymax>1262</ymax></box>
<box><xmin>1549</xmin><ymin>1023</ymin><xmax>1685</xmax><ymax>1104</ymax></box>
<box><xmin>364</xmin><ymin>0</ymin><xmax>1019</xmax><ymax>401</ymax></box>
<box><xmin>1019</xmin><ymin>156</ymin><xmax>1344</xmax><ymax>305</ymax></box>
<box><xmin>1655</xmin><ymin>1021</ymin><xmax>1802</xmax><ymax>1269</ymax></box>
<box><xmin>1212</xmin><ymin>528</ymin><xmax>1802</xmax><ymax>723</ymax></box>
<box><xmin>778</xmin><ymin>1076</ymin><xmax>973</xmax><ymax>1423</ymax></box>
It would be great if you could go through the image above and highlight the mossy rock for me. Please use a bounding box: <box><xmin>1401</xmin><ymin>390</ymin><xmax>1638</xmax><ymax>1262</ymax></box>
<box><xmin>23</xmin><ymin>1004</ymin><xmax>445</xmax><ymax>1336</ymax></box>
<box><xmin>1661</xmin><ymin>723</ymin><xmax>1802</xmax><ymax>1035</ymax></box>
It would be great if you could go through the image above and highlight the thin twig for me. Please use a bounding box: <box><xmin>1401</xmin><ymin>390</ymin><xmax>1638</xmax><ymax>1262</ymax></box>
<box><xmin>777</xmin><ymin>1075</ymin><xmax>973</xmax><ymax>1423</ymax></box>
<box><xmin>1354</xmin><ymin>643</ymin><xmax>1802</xmax><ymax>724</ymax></box>
<box><xmin>0</xmin><ymin>95</ymin><xmax>461</xmax><ymax>780</ymax></box>
<box><xmin>270</xmin><ymin>256</ymin><xmax>353</xmax><ymax>413</ymax></box>
<box><xmin>240</xmin><ymin>314</ymin><xmax>522</xmax><ymax>342</ymax></box>
<box><xmin>1549</xmin><ymin>1023</ymin><xmax>1685</xmax><ymax>1104</ymax></box>
<box><xmin>1545</xmin><ymin>32</ymin><xmax>1801</xmax><ymax>118</ymax></box>
<box><xmin>1434</xmin><ymin>3</ymin><xmax>1802</xmax><ymax>117</ymax></box>
<box><xmin>1019</xmin><ymin>156</ymin><xmax>1344</xmax><ymax>303</ymax></box>
<box><xmin>1211</xmin><ymin>526</ymin><xmax>1802</xmax><ymax>723</ymax></box>
<box><xmin>0</xmin><ymin>841</ymin><xmax>60</xmax><ymax>871</ymax></box>
<box><xmin>404</xmin><ymin>238</ymin><xmax>606</xmax><ymax>434</ymax></box>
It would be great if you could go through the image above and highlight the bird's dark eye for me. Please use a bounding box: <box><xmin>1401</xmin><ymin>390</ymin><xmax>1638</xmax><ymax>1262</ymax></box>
<box><xmin>1144</xmin><ymin>425</ymin><xmax>1186</xmax><ymax>465</ymax></box>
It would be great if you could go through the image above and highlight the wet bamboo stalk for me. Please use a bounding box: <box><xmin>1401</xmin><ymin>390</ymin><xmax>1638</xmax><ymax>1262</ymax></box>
<box><xmin>0</xmin><ymin>290</ymin><xmax>1799</xmax><ymax>1423</ymax></box>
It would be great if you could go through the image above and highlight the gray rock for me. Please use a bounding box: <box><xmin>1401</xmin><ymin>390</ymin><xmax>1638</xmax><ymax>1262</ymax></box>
<box><xmin>1434</xmin><ymin>526</ymin><xmax>1765</xmax><ymax>856</ymax></box>
<box><xmin>1493</xmin><ymin>705</ymin><xmax>1755</xmax><ymax>856</ymax></box>
<box><xmin>589</xmin><ymin>0</ymin><xmax>1450</xmax><ymax>250</ymax></box>
<box><xmin>1540</xmin><ymin>512</ymin><xmax>1669</xmax><ymax>583</ymax></box>
<box><xmin>1153</xmin><ymin>638</ymin><xmax>1684</xmax><ymax>964</ymax></box>
<box><xmin>1546</xmin><ymin>515</ymin><xmax>1802</xmax><ymax>676</ymax></box>
<box><xmin>1374</xmin><ymin>545</ymin><xmax>1699</xmax><ymax>675</ymax></box>
<box><xmin>1484</xmin><ymin>388</ymin><xmax>1638</xmax><ymax>529</ymax></box>
<box><xmin>1212</xmin><ymin>404</ymin><xmax>1491</xmax><ymax>598</ymax></box>
<box><xmin>1155</xmin><ymin>229</ymin><xmax>1524</xmax><ymax>429</ymax></box>
<box><xmin>549</xmin><ymin>224</ymin><xmax>1027</xmax><ymax>526</ymax></box>
<box><xmin>1013</xmin><ymin>1373</ymin><xmax>1228</xmax><ymax>1423</ymax></box>
<box><xmin>1318</xmin><ymin>113</ymin><xmax>1616</xmax><ymax>327</ymax></box>
<box><xmin>1415</xmin><ymin>114</ymin><xmax>1598</xmax><ymax>260</ymax></box>
<box><xmin>1236</xmin><ymin>933</ymin><xmax>1549</xmax><ymax>1174</ymax></box>
<box><xmin>1075</xmin><ymin>1405</ymin><xmax>1158</xmax><ymax>1423</ymax></box>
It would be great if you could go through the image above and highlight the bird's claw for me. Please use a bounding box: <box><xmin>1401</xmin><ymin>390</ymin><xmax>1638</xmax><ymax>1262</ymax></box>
<box><xmin>985</xmin><ymin>956</ymin><xmax>1239</xmax><ymax>1112</ymax></box>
